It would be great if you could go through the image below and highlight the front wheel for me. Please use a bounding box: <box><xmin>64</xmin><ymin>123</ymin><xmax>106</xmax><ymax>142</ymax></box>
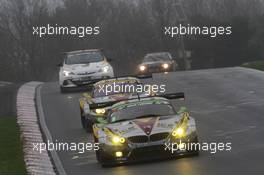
<box><xmin>96</xmin><ymin>150</ymin><xmax>114</xmax><ymax>167</ymax></box>
<box><xmin>188</xmin><ymin>136</ymin><xmax>200</xmax><ymax>156</ymax></box>
<box><xmin>80</xmin><ymin>109</ymin><xmax>93</xmax><ymax>132</ymax></box>
<box><xmin>84</xmin><ymin>118</ymin><xmax>93</xmax><ymax>133</ymax></box>
<box><xmin>60</xmin><ymin>86</ymin><xmax>67</xmax><ymax>93</ymax></box>
<box><xmin>95</xmin><ymin>149</ymin><xmax>101</xmax><ymax>162</ymax></box>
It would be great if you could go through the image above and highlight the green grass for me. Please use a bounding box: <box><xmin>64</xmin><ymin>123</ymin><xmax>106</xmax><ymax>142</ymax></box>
<box><xmin>241</xmin><ymin>60</ymin><xmax>264</xmax><ymax>71</ymax></box>
<box><xmin>0</xmin><ymin>117</ymin><xmax>27</xmax><ymax>175</ymax></box>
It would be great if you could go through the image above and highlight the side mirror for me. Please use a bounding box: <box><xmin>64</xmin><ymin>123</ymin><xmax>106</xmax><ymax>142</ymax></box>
<box><xmin>57</xmin><ymin>63</ymin><xmax>63</xmax><ymax>67</ymax></box>
<box><xmin>83</xmin><ymin>103</ymin><xmax>91</xmax><ymax>114</ymax></box>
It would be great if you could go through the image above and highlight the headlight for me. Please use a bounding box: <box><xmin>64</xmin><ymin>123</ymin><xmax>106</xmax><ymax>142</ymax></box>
<box><xmin>112</xmin><ymin>136</ymin><xmax>126</xmax><ymax>144</ymax></box>
<box><xmin>63</xmin><ymin>70</ymin><xmax>74</xmax><ymax>77</ymax></box>
<box><xmin>162</xmin><ymin>63</ymin><xmax>169</xmax><ymax>69</ymax></box>
<box><xmin>100</xmin><ymin>66</ymin><xmax>110</xmax><ymax>73</ymax></box>
<box><xmin>172</xmin><ymin>127</ymin><xmax>185</xmax><ymax>138</ymax></box>
<box><xmin>95</xmin><ymin>108</ymin><xmax>106</xmax><ymax>114</ymax></box>
<box><xmin>139</xmin><ymin>65</ymin><xmax>146</xmax><ymax>71</ymax></box>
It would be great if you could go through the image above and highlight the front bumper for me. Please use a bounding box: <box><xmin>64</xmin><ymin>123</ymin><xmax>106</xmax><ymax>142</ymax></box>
<box><xmin>60</xmin><ymin>72</ymin><xmax>114</xmax><ymax>88</ymax></box>
<box><xmin>98</xmin><ymin>132</ymin><xmax>198</xmax><ymax>165</ymax></box>
<box><xmin>138</xmin><ymin>64</ymin><xmax>174</xmax><ymax>75</ymax></box>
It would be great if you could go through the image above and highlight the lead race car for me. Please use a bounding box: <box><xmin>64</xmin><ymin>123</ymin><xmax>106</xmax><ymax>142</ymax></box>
<box><xmin>79</xmin><ymin>75</ymin><xmax>154</xmax><ymax>132</ymax></box>
<box><xmin>92</xmin><ymin>93</ymin><xmax>199</xmax><ymax>166</ymax></box>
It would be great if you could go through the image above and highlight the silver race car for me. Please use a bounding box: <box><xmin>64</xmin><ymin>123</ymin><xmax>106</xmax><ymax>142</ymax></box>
<box><xmin>137</xmin><ymin>52</ymin><xmax>178</xmax><ymax>75</ymax></box>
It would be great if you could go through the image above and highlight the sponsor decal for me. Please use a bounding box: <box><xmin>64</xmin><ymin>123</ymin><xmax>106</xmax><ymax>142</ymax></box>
<box><xmin>133</xmin><ymin>118</ymin><xmax>158</xmax><ymax>135</ymax></box>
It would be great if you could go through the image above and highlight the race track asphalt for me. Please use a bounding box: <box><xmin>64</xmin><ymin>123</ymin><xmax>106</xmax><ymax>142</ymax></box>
<box><xmin>39</xmin><ymin>67</ymin><xmax>264</xmax><ymax>175</ymax></box>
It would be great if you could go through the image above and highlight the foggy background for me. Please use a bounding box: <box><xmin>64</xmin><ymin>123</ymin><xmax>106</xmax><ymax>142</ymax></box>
<box><xmin>0</xmin><ymin>0</ymin><xmax>264</xmax><ymax>82</ymax></box>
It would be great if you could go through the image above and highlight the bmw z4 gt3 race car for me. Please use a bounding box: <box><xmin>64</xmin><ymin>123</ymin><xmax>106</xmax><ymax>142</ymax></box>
<box><xmin>79</xmin><ymin>76</ymin><xmax>154</xmax><ymax>132</ymax></box>
<box><xmin>58</xmin><ymin>49</ymin><xmax>114</xmax><ymax>93</ymax></box>
<box><xmin>92</xmin><ymin>93</ymin><xmax>199</xmax><ymax>166</ymax></box>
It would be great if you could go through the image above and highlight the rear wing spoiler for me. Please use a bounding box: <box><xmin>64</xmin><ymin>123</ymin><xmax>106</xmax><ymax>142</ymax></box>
<box><xmin>108</xmin><ymin>74</ymin><xmax>152</xmax><ymax>81</ymax></box>
<box><xmin>93</xmin><ymin>74</ymin><xmax>153</xmax><ymax>86</ymax></box>
<box><xmin>89</xmin><ymin>92</ymin><xmax>185</xmax><ymax>110</ymax></box>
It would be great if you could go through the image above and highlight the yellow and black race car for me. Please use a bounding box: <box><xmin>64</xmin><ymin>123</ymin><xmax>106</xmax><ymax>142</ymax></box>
<box><xmin>91</xmin><ymin>92</ymin><xmax>199</xmax><ymax>166</ymax></box>
<box><xmin>79</xmin><ymin>75</ymin><xmax>153</xmax><ymax>132</ymax></box>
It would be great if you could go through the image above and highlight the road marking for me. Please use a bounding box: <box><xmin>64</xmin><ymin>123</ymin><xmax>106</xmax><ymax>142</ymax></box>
<box><xmin>213</xmin><ymin>127</ymin><xmax>256</xmax><ymax>137</ymax></box>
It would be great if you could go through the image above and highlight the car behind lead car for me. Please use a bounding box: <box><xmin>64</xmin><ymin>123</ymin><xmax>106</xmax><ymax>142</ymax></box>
<box><xmin>92</xmin><ymin>93</ymin><xmax>199</xmax><ymax>166</ymax></box>
<box><xmin>137</xmin><ymin>52</ymin><xmax>178</xmax><ymax>75</ymax></box>
<box><xmin>58</xmin><ymin>49</ymin><xmax>114</xmax><ymax>93</ymax></box>
<box><xmin>79</xmin><ymin>76</ymin><xmax>153</xmax><ymax>132</ymax></box>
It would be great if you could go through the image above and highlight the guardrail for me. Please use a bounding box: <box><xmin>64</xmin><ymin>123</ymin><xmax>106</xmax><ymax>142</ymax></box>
<box><xmin>17</xmin><ymin>82</ymin><xmax>56</xmax><ymax>175</ymax></box>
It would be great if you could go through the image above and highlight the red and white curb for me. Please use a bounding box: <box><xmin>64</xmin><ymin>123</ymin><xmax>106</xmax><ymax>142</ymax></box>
<box><xmin>17</xmin><ymin>82</ymin><xmax>56</xmax><ymax>175</ymax></box>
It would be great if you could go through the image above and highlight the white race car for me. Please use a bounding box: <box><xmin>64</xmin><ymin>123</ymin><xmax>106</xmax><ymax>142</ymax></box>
<box><xmin>58</xmin><ymin>49</ymin><xmax>114</xmax><ymax>93</ymax></box>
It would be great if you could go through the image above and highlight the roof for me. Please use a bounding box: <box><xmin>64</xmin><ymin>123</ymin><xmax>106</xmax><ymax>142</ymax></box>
<box><xmin>145</xmin><ymin>52</ymin><xmax>171</xmax><ymax>56</ymax></box>
<box><xmin>65</xmin><ymin>49</ymin><xmax>101</xmax><ymax>55</ymax></box>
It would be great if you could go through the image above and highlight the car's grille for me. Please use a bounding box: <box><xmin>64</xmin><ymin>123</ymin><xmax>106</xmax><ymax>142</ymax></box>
<box><xmin>128</xmin><ymin>133</ymin><xmax>170</xmax><ymax>143</ymax></box>
<box><xmin>150</xmin><ymin>132</ymin><xmax>170</xmax><ymax>142</ymax></box>
<box><xmin>128</xmin><ymin>136</ymin><xmax>148</xmax><ymax>143</ymax></box>
<box><xmin>76</xmin><ymin>72</ymin><xmax>95</xmax><ymax>75</ymax></box>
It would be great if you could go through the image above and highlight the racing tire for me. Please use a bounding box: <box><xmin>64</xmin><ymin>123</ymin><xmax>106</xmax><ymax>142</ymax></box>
<box><xmin>80</xmin><ymin>109</ymin><xmax>93</xmax><ymax>132</ymax></box>
<box><xmin>60</xmin><ymin>86</ymin><xmax>67</xmax><ymax>93</ymax></box>
<box><xmin>189</xmin><ymin>136</ymin><xmax>200</xmax><ymax>156</ymax></box>
<box><xmin>81</xmin><ymin>116</ymin><xmax>86</xmax><ymax>129</ymax></box>
<box><xmin>96</xmin><ymin>150</ymin><xmax>105</xmax><ymax>164</ymax></box>
<box><xmin>80</xmin><ymin>108</ymin><xmax>86</xmax><ymax>129</ymax></box>
<box><xmin>96</xmin><ymin>150</ymin><xmax>114</xmax><ymax>167</ymax></box>
<box><xmin>93</xmin><ymin>135</ymin><xmax>98</xmax><ymax>143</ymax></box>
<box><xmin>95</xmin><ymin>150</ymin><xmax>101</xmax><ymax>162</ymax></box>
<box><xmin>84</xmin><ymin>118</ymin><xmax>93</xmax><ymax>133</ymax></box>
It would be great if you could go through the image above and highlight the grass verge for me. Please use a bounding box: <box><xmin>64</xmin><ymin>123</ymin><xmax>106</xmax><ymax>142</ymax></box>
<box><xmin>0</xmin><ymin>117</ymin><xmax>27</xmax><ymax>175</ymax></box>
<box><xmin>241</xmin><ymin>60</ymin><xmax>264</xmax><ymax>71</ymax></box>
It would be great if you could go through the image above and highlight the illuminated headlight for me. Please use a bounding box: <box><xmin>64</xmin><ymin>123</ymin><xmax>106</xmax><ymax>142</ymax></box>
<box><xmin>95</xmin><ymin>108</ymin><xmax>106</xmax><ymax>114</ymax></box>
<box><xmin>112</xmin><ymin>136</ymin><xmax>126</xmax><ymax>144</ymax></box>
<box><xmin>172</xmin><ymin>127</ymin><xmax>185</xmax><ymax>138</ymax></box>
<box><xmin>100</xmin><ymin>66</ymin><xmax>110</xmax><ymax>73</ymax></box>
<box><xmin>115</xmin><ymin>151</ymin><xmax>123</xmax><ymax>157</ymax></box>
<box><xmin>162</xmin><ymin>63</ymin><xmax>169</xmax><ymax>69</ymax></box>
<box><xmin>63</xmin><ymin>70</ymin><xmax>74</xmax><ymax>77</ymax></box>
<box><xmin>139</xmin><ymin>65</ymin><xmax>146</xmax><ymax>71</ymax></box>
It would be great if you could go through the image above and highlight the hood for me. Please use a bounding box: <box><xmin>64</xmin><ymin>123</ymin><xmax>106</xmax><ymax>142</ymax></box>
<box><xmin>64</xmin><ymin>61</ymin><xmax>108</xmax><ymax>74</ymax></box>
<box><xmin>142</xmin><ymin>60</ymin><xmax>170</xmax><ymax>65</ymax></box>
<box><xmin>104</xmin><ymin>115</ymin><xmax>182</xmax><ymax>138</ymax></box>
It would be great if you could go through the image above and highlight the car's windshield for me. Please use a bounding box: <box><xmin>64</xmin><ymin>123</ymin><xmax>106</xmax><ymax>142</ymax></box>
<box><xmin>109</xmin><ymin>104</ymin><xmax>175</xmax><ymax>123</ymax></box>
<box><xmin>65</xmin><ymin>51</ymin><xmax>104</xmax><ymax>64</ymax></box>
<box><xmin>93</xmin><ymin>82</ymin><xmax>141</xmax><ymax>98</ymax></box>
<box><xmin>143</xmin><ymin>53</ymin><xmax>171</xmax><ymax>62</ymax></box>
